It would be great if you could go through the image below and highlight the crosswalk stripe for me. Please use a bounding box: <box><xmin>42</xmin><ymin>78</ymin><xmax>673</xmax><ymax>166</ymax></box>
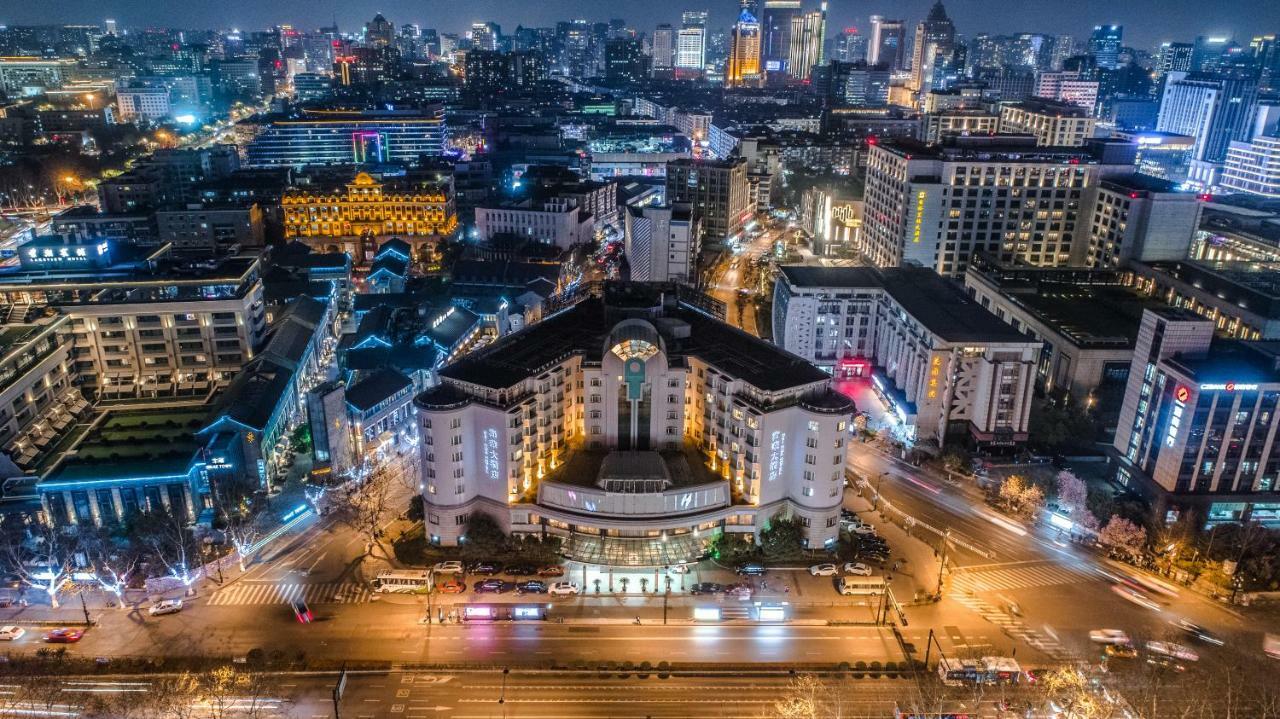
<box><xmin>209</xmin><ymin>582</ymin><xmax>370</xmax><ymax>606</ymax></box>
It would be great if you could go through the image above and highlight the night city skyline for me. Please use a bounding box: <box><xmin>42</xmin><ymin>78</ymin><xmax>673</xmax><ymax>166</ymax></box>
<box><xmin>6</xmin><ymin>0</ymin><xmax>1279</xmax><ymax>48</ymax></box>
<box><xmin>0</xmin><ymin>0</ymin><xmax>1279</xmax><ymax>715</ymax></box>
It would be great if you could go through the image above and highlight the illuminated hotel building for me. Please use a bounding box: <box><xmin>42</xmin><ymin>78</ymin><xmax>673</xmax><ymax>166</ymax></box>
<box><xmin>281</xmin><ymin>171</ymin><xmax>457</xmax><ymax>262</ymax></box>
<box><xmin>1113</xmin><ymin>308</ymin><xmax>1280</xmax><ymax>526</ymax></box>
<box><xmin>726</xmin><ymin>8</ymin><xmax>764</xmax><ymax>88</ymax></box>
<box><xmin>773</xmin><ymin>266</ymin><xmax>1039</xmax><ymax>447</ymax></box>
<box><xmin>245</xmin><ymin>106</ymin><xmax>446</xmax><ymax>168</ymax></box>
<box><xmin>861</xmin><ymin>136</ymin><xmax>1135</xmax><ymax>277</ymax></box>
<box><xmin>414</xmin><ymin>283</ymin><xmax>856</xmax><ymax>561</ymax></box>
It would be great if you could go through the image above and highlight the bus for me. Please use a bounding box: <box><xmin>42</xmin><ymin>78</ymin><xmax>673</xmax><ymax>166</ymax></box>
<box><xmin>937</xmin><ymin>656</ymin><xmax>1021</xmax><ymax>686</ymax></box>
<box><xmin>375</xmin><ymin>570</ymin><xmax>433</xmax><ymax>593</ymax></box>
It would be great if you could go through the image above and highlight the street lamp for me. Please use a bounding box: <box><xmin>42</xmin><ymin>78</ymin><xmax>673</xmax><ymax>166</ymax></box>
<box><xmin>872</xmin><ymin>472</ymin><xmax>889</xmax><ymax>512</ymax></box>
<box><xmin>935</xmin><ymin>528</ymin><xmax>952</xmax><ymax>600</ymax></box>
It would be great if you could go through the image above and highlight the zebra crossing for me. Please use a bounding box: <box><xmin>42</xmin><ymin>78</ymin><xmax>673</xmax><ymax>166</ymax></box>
<box><xmin>951</xmin><ymin>591</ymin><xmax>1075</xmax><ymax>662</ymax></box>
<box><xmin>950</xmin><ymin>560</ymin><xmax>1100</xmax><ymax>594</ymax></box>
<box><xmin>207</xmin><ymin>581</ymin><xmax>371</xmax><ymax>606</ymax></box>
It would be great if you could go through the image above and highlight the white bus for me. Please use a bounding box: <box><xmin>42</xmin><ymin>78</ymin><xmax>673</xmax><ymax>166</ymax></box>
<box><xmin>375</xmin><ymin>570</ymin><xmax>433</xmax><ymax>593</ymax></box>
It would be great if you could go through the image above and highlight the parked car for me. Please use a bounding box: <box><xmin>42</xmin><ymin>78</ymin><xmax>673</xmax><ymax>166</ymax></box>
<box><xmin>809</xmin><ymin>563</ymin><xmax>838</xmax><ymax>577</ymax></box>
<box><xmin>507</xmin><ymin>564</ymin><xmax>538</xmax><ymax>576</ymax></box>
<box><xmin>473</xmin><ymin>579</ymin><xmax>514</xmax><ymax>594</ymax></box>
<box><xmin>736</xmin><ymin>563</ymin><xmax>766</xmax><ymax>576</ymax></box>
<box><xmin>433</xmin><ymin>561</ymin><xmax>464</xmax><ymax>574</ymax></box>
<box><xmin>690</xmin><ymin>582</ymin><xmax>724</xmax><ymax>595</ymax></box>
<box><xmin>548</xmin><ymin>581</ymin><xmax>580</xmax><ymax>596</ymax></box>
<box><xmin>668</xmin><ymin>562</ymin><xmax>692</xmax><ymax>574</ymax></box>
<box><xmin>468</xmin><ymin>563</ymin><xmax>502</xmax><ymax>575</ymax></box>
<box><xmin>0</xmin><ymin>626</ymin><xmax>24</xmax><ymax>641</ymax></box>
<box><xmin>438</xmin><ymin>579</ymin><xmax>466</xmax><ymax>594</ymax></box>
<box><xmin>44</xmin><ymin>628</ymin><xmax>84</xmax><ymax>643</ymax></box>
<box><xmin>1172</xmin><ymin>619</ymin><xmax>1225</xmax><ymax>646</ymax></box>
<box><xmin>537</xmin><ymin>565</ymin><xmax>565</xmax><ymax>577</ymax></box>
<box><xmin>148</xmin><ymin>599</ymin><xmax>183</xmax><ymax>616</ymax></box>
<box><xmin>842</xmin><ymin>562</ymin><xmax>873</xmax><ymax>576</ymax></box>
<box><xmin>516</xmin><ymin>580</ymin><xmax>548</xmax><ymax>594</ymax></box>
<box><xmin>1090</xmin><ymin>629</ymin><xmax>1132</xmax><ymax>646</ymax></box>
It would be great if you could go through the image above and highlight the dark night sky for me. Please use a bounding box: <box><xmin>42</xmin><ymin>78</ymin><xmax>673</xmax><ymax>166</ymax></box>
<box><xmin>5</xmin><ymin>0</ymin><xmax>1278</xmax><ymax>50</ymax></box>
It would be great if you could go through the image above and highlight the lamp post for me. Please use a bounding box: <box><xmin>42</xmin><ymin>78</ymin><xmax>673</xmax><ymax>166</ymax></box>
<box><xmin>872</xmin><ymin>472</ymin><xmax>889</xmax><ymax>512</ymax></box>
<box><xmin>935</xmin><ymin>529</ymin><xmax>951</xmax><ymax>599</ymax></box>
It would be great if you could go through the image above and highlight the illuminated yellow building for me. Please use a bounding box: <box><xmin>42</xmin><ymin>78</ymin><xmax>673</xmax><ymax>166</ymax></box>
<box><xmin>726</xmin><ymin>8</ymin><xmax>763</xmax><ymax>88</ymax></box>
<box><xmin>281</xmin><ymin>172</ymin><xmax>457</xmax><ymax>263</ymax></box>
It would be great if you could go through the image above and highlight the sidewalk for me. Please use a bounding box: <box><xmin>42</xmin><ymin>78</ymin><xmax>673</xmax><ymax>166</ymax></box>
<box><xmin>843</xmin><ymin>487</ymin><xmax>942</xmax><ymax>604</ymax></box>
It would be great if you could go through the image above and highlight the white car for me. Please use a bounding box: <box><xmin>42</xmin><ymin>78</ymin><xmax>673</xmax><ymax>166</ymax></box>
<box><xmin>849</xmin><ymin>524</ymin><xmax>877</xmax><ymax>536</ymax></box>
<box><xmin>148</xmin><ymin>599</ymin><xmax>183</xmax><ymax>616</ymax></box>
<box><xmin>809</xmin><ymin>563</ymin><xmax>838</xmax><ymax>577</ymax></box>
<box><xmin>548</xmin><ymin>582</ymin><xmax>580</xmax><ymax>596</ymax></box>
<box><xmin>0</xmin><ymin>626</ymin><xmax>25</xmax><ymax>641</ymax></box>
<box><xmin>842</xmin><ymin>562</ymin><xmax>873</xmax><ymax>576</ymax></box>
<box><xmin>433</xmin><ymin>561</ymin><xmax>464</xmax><ymax>574</ymax></box>
<box><xmin>668</xmin><ymin>562</ymin><xmax>692</xmax><ymax>574</ymax></box>
<box><xmin>1089</xmin><ymin>629</ymin><xmax>1131</xmax><ymax>645</ymax></box>
<box><xmin>1145</xmin><ymin>641</ymin><xmax>1199</xmax><ymax>662</ymax></box>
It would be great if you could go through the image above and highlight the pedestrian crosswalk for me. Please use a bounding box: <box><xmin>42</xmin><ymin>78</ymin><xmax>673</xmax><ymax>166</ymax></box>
<box><xmin>951</xmin><ymin>592</ymin><xmax>1075</xmax><ymax>662</ymax></box>
<box><xmin>950</xmin><ymin>561</ymin><xmax>1100</xmax><ymax>594</ymax></box>
<box><xmin>207</xmin><ymin>581</ymin><xmax>371</xmax><ymax>606</ymax></box>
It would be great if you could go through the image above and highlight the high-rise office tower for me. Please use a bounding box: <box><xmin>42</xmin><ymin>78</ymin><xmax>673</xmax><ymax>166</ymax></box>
<box><xmin>908</xmin><ymin>1</ymin><xmax>955</xmax><ymax>95</ymax></box>
<box><xmin>1156</xmin><ymin>42</ymin><xmax>1194</xmax><ymax>83</ymax></box>
<box><xmin>726</xmin><ymin>6</ymin><xmax>763</xmax><ymax>87</ymax></box>
<box><xmin>652</xmin><ymin>24</ymin><xmax>675</xmax><ymax>70</ymax></box>
<box><xmin>104</xmin><ymin>18</ymin><xmax>117</xmax><ymax>36</ymax></box>
<box><xmin>605</xmin><ymin>38</ymin><xmax>646</xmax><ymax>83</ymax></box>
<box><xmin>761</xmin><ymin>0</ymin><xmax>801</xmax><ymax>70</ymax></box>
<box><xmin>1088</xmin><ymin>25</ymin><xmax>1122</xmax><ymax>70</ymax></box>
<box><xmin>1252</xmin><ymin>34</ymin><xmax>1280</xmax><ymax>91</ymax></box>
<box><xmin>834</xmin><ymin>28</ymin><xmax>867</xmax><ymax>63</ymax></box>
<box><xmin>1157</xmin><ymin>70</ymin><xmax>1260</xmax><ymax>189</ymax></box>
<box><xmin>676</xmin><ymin>11</ymin><xmax>708</xmax><ymax>71</ymax></box>
<box><xmin>365</xmin><ymin>13</ymin><xmax>395</xmax><ymax>48</ymax></box>
<box><xmin>868</xmin><ymin>16</ymin><xmax>905</xmax><ymax>70</ymax></box>
<box><xmin>787</xmin><ymin>6</ymin><xmax>826</xmax><ymax>80</ymax></box>
<box><xmin>470</xmin><ymin>22</ymin><xmax>500</xmax><ymax>51</ymax></box>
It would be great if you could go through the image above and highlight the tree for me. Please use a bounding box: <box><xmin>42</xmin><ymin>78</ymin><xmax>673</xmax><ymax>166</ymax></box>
<box><xmin>1036</xmin><ymin>667</ymin><xmax>1121</xmax><ymax>718</ymax></box>
<box><xmin>458</xmin><ymin>512</ymin><xmax>508</xmax><ymax>561</ymax></box>
<box><xmin>1099</xmin><ymin>516</ymin><xmax>1147</xmax><ymax>559</ymax></box>
<box><xmin>997</xmin><ymin>475</ymin><xmax>1045</xmax><ymax>519</ymax></box>
<box><xmin>210</xmin><ymin>479</ymin><xmax>261</xmax><ymax>572</ymax></box>
<box><xmin>132</xmin><ymin>510</ymin><xmax>204</xmax><ymax>596</ymax></box>
<box><xmin>330</xmin><ymin>464</ymin><xmax>401</xmax><ymax>562</ymax></box>
<box><xmin>1056</xmin><ymin>470</ymin><xmax>1087</xmax><ymax>512</ymax></box>
<box><xmin>760</xmin><ymin>515</ymin><xmax>805</xmax><ymax>560</ymax></box>
<box><xmin>0</xmin><ymin>523</ymin><xmax>77</xmax><ymax>608</ymax></box>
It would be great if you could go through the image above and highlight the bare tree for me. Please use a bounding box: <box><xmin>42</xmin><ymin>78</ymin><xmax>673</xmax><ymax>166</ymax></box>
<box><xmin>133</xmin><ymin>510</ymin><xmax>203</xmax><ymax>596</ymax></box>
<box><xmin>0</xmin><ymin>522</ymin><xmax>77</xmax><ymax>608</ymax></box>
<box><xmin>209</xmin><ymin>481</ymin><xmax>262</xmax><ymax>572</ymax></box>
<box><xmin>330</xmin><ymin>463</ymin><xmax>402</xmax><ymax>562</ymax></box>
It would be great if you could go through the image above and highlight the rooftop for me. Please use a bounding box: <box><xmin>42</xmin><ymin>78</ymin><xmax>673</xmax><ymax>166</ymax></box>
<box><xmin>780</xmin><ymin>265</ymin><xmax>1029</xmax><ymax>344</ymax></box>
<box><xmin>346</xmin><ymin>368</ymin><xmax>413</xmax><ymax>413</ymax></box>
<box><xmin>1167</xmin><ymin>340</ymin><xmax>1280</xmax><ymax>385</ymax></box>
<box><xmin>43</xmin><ymin>407</ymin><xmax>206</xmax><ymax>486</ymax></box>
<box><xmin>436</xmin><ymin>283</ymin><xmax>830</xmax><ymax>393</ymax></box>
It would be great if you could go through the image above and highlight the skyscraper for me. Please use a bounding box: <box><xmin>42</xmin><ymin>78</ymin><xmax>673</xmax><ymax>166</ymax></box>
<box><xmin>1088</xmin><ymin>25</ymin><xmax>1122</xmax><ymax>70</ymax></box>
<box><xmin>1157</xmin><ymin>70</ymin><xmax>1260</xmax><ymax>189</ymax></box>
<box><xmin>676</xmin><ymin>11</ymin><xmax>707</xmax><ymax>71</ymax></box>
<box><xmin>470</xmin><ymin>22</ymin><xmax>500</xmax><ymax>52</ymax></box>
<box><xmin>868</xmin><ymin>16</ymin><xmax>905</xmax><ymax>70</ymax></box>
<box><xmin>834</xmin><ymin>28</ymin><xmax>867</xmax><ymax>63</ymax></box>
<box><xmin>761</xmin><ymin>0</ymin><xmax>802</xmax><ymax>70</ymax></box>
<box><xmin>908</xmin><ymin>1</ymin><xmax>955</xmax><ymax>96</ymax></box>
<box><xmin>365</xmin><ymin>13</ymin><xmax>395</xmax><ymax>48</ymax></box>
<box><xmin>726</xmin><ymin>6</ymin><xmax>763</xmax><ymax>87</ymax></box>
<box><xmin>1156</xmin><ymin>42</ymin><xmax>1194</xmax><ymax>84</ymax></box>
<box><xmin>787</xmin><ymin>6</ymin><xmax>826</xmax><ymax>80</ymax></box>
<box><xmin>652</xmin><ymin>24</ymin><xmax>675</xmax><ymax>70</ymax></box>
<box><xmin>605</xmin><ymin>38</ymin><xmax>647</xmax><ymax>84</ymax></box>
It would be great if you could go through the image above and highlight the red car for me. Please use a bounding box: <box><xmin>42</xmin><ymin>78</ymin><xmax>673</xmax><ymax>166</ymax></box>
<box><xmin>44</xmin><ymin>628</ymin><xmax>84</xmax><ymax>643</ymax></box>
<box><xmin>438</xmin><ymin>579</ymin><xmax>466</xmax><ymax>594</ymax></box>
<box><xmin>537</xmin><ymin>565</ymin><xmax>565</xmax><ymax>577</ymax></box>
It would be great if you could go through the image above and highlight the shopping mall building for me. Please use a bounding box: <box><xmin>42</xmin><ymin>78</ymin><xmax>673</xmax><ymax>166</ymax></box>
<box><xmin>414</xmin><ymin>283</ymin><xmax>857</xmax><ymax>565</ymax></box>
